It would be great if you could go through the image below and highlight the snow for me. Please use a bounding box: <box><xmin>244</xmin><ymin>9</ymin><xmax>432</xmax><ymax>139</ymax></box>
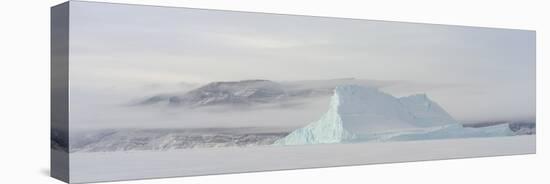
<box><xmin>276</xmin><ymin>85</ymin><xmax>513</xmax><ymax>145</ymax></box>
<box><xmin>69</xmin><ymin>135</ymin><xmax>535</xmax><ymax>183</ymax></box>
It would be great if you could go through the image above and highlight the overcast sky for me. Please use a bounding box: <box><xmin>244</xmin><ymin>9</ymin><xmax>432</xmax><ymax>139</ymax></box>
<box><xmin>67</xmin><ymin>1</ymin><xmax>535</xmax><ymax>128</ymax></box>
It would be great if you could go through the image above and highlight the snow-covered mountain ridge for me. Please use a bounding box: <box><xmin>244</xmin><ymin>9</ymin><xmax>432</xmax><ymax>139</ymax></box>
<box><xmin>69</xmin><ymin>128</ymin><xmax>290</xmax><ymax>152</ymax></box>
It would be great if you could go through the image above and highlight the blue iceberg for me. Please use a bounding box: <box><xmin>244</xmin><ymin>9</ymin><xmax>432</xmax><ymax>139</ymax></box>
<box><xmin>275</xmin><ymin>85</ymin><xmax>513</xmax><ymax>145</ymax></box>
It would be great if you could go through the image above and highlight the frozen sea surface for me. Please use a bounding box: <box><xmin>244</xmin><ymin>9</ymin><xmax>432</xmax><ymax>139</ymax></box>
<box><xmin>70</xmin><ymin>135</ymin><xmax>535</xmax><ymax>183</ymax></box>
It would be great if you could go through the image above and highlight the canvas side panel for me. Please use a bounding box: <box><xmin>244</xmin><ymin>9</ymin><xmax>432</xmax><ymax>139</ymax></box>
<box><xmin>51</xmin><ymin>2</ymin><xmax>70</xmax><ymax>183</ymax></box>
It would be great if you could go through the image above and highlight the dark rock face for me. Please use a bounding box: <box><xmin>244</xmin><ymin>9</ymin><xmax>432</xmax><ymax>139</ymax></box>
<box><xmin>51</xmin><ymin>128</ymin><xmax>69</xmax><ymax>152</ymax></box>
<box><xmin>463</xmin><ymin>121</ymin><xmax>536</xmax><ymax>135</ymax></box>
<box><xmin>178</xmin><ymin>80</ymin><xmax>286</xmax><ymax>106</ymax></box>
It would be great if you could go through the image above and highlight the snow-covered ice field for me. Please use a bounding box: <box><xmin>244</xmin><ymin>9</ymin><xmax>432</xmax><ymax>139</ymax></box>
<box><xmin>70</xmin><ymin>135</ymin><xmax>535</xmax><ymax>183</ymax></box>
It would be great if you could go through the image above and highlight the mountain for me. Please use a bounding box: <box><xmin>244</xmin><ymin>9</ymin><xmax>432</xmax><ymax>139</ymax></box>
<box><xmin>169</xmin><ymin>80</ymin><xmax>287</xmax><ymax>106</ymax></box>
<box><xmin>69</xmin><ymin>128</ymin><xmax>289</xmax><ymax>152</ymax></box>
<box><xmin>137</xmin><ymin>79</ymin><xmax>395</xmax><ymax>108</ymax></box>
<box><xmin>276</xmin><ymin>85</ymin><xmax>513</xmax><ymax>145</ymax></box>
<box><xmin>139</xmin><ymin>80</ymin><xmax>285</xmax><ymax>107</ymax></box>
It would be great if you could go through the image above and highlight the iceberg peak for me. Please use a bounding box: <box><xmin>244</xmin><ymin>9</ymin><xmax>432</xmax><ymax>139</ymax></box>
<box><xmin>404</xmin><ymin>93</ymin><xmax>428</xmax><ymax>99</ymax></box>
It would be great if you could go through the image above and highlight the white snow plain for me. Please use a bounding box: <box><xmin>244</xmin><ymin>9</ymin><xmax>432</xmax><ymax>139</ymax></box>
<box><xmin>70</xmin><ymin>135</ymin><xmax>535</xmax><ymax>183</ymax></box>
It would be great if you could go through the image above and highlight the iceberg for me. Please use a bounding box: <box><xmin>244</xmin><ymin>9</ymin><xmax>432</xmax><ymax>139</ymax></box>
<box><xmin>275</xmin><ymin>85</ymin><xmax>513</xmax><ymax>145</ymax></box>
